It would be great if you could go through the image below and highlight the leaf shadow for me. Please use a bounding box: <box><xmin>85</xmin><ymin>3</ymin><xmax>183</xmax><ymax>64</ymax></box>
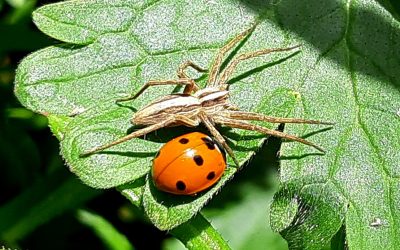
<box><xmin>237</xmin><ymin>0</ymin><xmax>400</xmax><ymax>92</ymax></box>
<box><xmin>206</xmin><ymin>124</ymin><xmax>285</xmax><ymax>208</ymax></box>
<box><xmin>219</xmin><ymin>24</ymin><xmax>253</xmax><ymax>72</ymax></box>
<box><xmin>148</xmin><ymin>179</ymin><xmax>200</xmax><ymax>206</ymax></box>
<box><xmin>278</xmin><ymin>126</ymin><xmax>333</xmax><ymax>160</ymax></box>
<box><xmin>125</xmin><ymin>124</ymin><xmax>262</xmax><ymax>153</ymax></box>
<box><xmin>92</xmin><ymin>150</ymin><xmax>155</xmax><ymax>158</ymax></box>
<box><xmin>116</xmin><ymin>102</ymin><xmax>138</xmax><ymax>112</ymax></box>
<box><xmin>279</xmin><ymin>152</ymin><xmax>325</xmax><ymax>160</ymax></box>
<box><xmin>301</xmin><ymin>126</ymin><xmax>334</xmax><ymax>139</ymax></box>
<box><xmin>227</xmin><ymin>52</ymin><xmax>300</xmax><ymax>85</ymax></box>
<box><xmin>126</xmin><ymin>125</ymin><xmax>212</xmax><ymax>144</ymax></box>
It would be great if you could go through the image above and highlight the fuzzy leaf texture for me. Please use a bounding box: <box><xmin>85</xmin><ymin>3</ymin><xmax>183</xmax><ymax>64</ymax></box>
<box><xmin>14</xmin><ymin>0</ymin><xmax>400</xmax><ymax>248</ymax></box>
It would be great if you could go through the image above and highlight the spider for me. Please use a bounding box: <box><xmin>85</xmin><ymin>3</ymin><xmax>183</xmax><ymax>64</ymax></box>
<box><xmin>81</xmin><ymin>24</ymin><xmax>333</xmax><ymax>166</ymax></box>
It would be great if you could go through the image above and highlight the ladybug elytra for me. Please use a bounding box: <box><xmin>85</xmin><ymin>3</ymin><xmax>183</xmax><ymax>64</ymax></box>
<box><xmin>152</xmin><ymin>132</ymin><xmax>226</xmax><ymax>195</ymax></box>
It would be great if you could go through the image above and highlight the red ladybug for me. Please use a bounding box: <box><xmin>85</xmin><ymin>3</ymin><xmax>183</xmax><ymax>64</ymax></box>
<box><xmin>152</xmin><ymin>132</ymin><xmax>227</xmax><ymax>195</ymax></box>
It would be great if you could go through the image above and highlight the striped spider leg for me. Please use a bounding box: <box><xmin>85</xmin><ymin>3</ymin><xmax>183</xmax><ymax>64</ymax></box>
<box><xmin>81</xmin><ymin>24</ymin><xmax>333</xmax><ymax>166</ymax></box>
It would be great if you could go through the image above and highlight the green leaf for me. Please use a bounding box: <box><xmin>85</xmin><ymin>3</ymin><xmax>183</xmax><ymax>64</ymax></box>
<box><xmin>77</xmin><ymin>209</ymin><xmax>134</xmax><ymax>250</ymax></box>
<box><xmin>14</xmin><ymin>1</ymin><xmax>400</xmax><ymax>248</ymax></box>
<box><xmin>0</xmin><ymin>174</ymin><xmax>101</xmax><ymax>243</ymax></box>
<box><xmin>140</xmin><ymin>167</ymin><xmax>236</xmax><ymax>230</ymax></box>
<box><xmin>270</xmin><ymin>183</ymin><xmax>347</xmax><ymax>249</ymax></box>
<box><xmin>202</xmin><ymin>182</ymin><xmax>288</xmax><ymax>250</ymax></box>
<box><xmin>164</xmin><ymin>149</ymin><xmax>288</xmax><ymax>250</ymax></box>
<box><xmin>374</xmin><ymin>0</ymin><xmax>400</xmax><ymax>22</ymax></box>
<box><xmin>32</xmin><ymin>1</ymin><xmax>135</xmax><ymax>44</ymax></box>
<box><xmin>270</xmin><ymin>0</ymin><xmax>400</xmax><ymax>249</ymax></box>
<box><xmin>170</xmin><ymin>214</ymin><xmax>231</xmax><ymax>250</ymax></box>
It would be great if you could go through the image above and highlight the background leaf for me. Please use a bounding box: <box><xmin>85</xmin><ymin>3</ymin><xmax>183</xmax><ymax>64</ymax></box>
<box><xmin>13</xmin><ymin>0</ymin><xmax>400</xmax><ymax>248</ymax></box>
<box><xmin>164</xmin><ymin>136</ymin><xmax>289</xmax><ymax>250</ymax></box>
<box><xmin>269</xmin><ymin>0</ymin><xmax>400</xmax><ymax>249</ymax></box>
<box><xmin>0</xmin><ymin>173</ymin><xmax>101</xmax><ymax>243</ymax></box>
<box><xmin>76</xmin><ymin>209</ymin><xmax>135</xmax><ymax>250</ymax></box>
<box><xmin>375</xmin><ymin>0</ymin><xmax>400</xmax><ymax>22</ymax></box>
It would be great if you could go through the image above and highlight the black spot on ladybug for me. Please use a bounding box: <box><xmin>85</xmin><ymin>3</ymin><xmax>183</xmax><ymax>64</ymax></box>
<box><xmin>179</xmin><ymin>138</ymin><xmax>189</xmax><ymax>144</ymax></box>
<box><xmin>193</xmin><ymin>155</ymin><xmax>204</xmax><ymax>166</ymax></box>
<box><xmin>207</xmin><ymin>171</ymin><xmax>215</xmax><ymax>180</ymax></box>
<box><xmin>201</xmin><ymin>137</ymin><xmax>215</xmax><ymax>150</ymax></box>
<box><xmin>176</xmin><ymin>181</ymin><xmax>186</xmax><ymax>191</ymax></box>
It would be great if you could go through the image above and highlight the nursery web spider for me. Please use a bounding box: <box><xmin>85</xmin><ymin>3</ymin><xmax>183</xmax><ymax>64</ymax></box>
<box><xmin>81</xmin><ymin>24</ymin><xmax>333</xmax><ymax>166</ymax></box>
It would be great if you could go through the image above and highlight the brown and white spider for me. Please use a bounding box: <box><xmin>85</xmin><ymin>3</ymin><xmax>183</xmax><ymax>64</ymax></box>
<box><xmin>81</xmin><ymin>24</ymin><xmax>332</xmax><ymax>166</ymax></box>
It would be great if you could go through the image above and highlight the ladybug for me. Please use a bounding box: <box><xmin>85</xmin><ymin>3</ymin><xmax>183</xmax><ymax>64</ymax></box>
<box><xmin>152</xmin><ymin>132</ymin><xmax>227</xmax><ymax>195</ymax></box>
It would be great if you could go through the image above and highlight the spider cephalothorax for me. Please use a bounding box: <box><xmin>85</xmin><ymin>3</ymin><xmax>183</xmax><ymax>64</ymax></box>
<box><xmin>81</xmin><ymin>24</ymin><xmax>333</xmax><ymax>166</ymax></box>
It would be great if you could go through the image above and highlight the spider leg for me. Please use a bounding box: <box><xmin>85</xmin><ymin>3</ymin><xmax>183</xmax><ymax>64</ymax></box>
<box><xmin>222</xmin><ymin>111</ymin><xmax>334</xmax><ymax>125</ymax></box>
<box><xmin>218</xmin><ymin>45</ymin><xmax>301</xmax><ymax>84</ymax></box>
<box><xmin>177</xmin><ymin>60</ymin><xmax>207</xmax><ymax>94</ymax></box>
<box><xmin>199</xmin><ymin>113</ymin><xmax>240</xmax><ymax>167</ymax></box>
<box><xmin>80</xmin><ymin>115</ymin><xmax>198</xmax><ymax>157</ymax></box>
<box><xmin>116</xmin><ymin>79</ymin><xmax>199</xmax><ymax>102</ymax></box>
<box><xmin>214</xmin><ymin>116</ymin><xmax>326</xmax><ymax>153</ymax></box>
<box><xmin>226</xmin><ymin>104</ymin><xmax>240</xmax><ymax>111</ymax></box>
<box><xmin>177</xmin><ymin>60</ymin><xmax>207</xmax><ymax>79</ymax></box>
<box><xmin>207</xmin><ymin>24</ymin><xmax>257</xmax><ymax>87</ymax></box>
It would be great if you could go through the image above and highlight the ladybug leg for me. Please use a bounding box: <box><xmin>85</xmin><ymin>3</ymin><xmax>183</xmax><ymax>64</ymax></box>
<box><xmin>214</xmin><ymin>116</ymin><xmax>326</xmax><ymax>153</ymax></box>
<box><xmin>221</xmin><ymin>111</ymin><xmax>334</xmax><ymax>125</ymax></box>
<box><xmin>218</xmin><ymin>45</ymin><xmax>301</xmax><ymax>85</ymax></box>
<box><xmin>116</xmin><ymin>78</ymin><xmax>199</xmax><ymax>102</ymax></box>
<box><xmin>80</xmin><ymin>115</ymin><xmax>198</xmax><ymax>157</ymax></box>
<box><xmin>207</xmin><ymin>24</ymin><xmax>257</xmax><ymax>87</ymax></box>
<box><xmin>199</xmin><ymin>113</ymin><xmax>240</xmax><ymax>167</ymax></box>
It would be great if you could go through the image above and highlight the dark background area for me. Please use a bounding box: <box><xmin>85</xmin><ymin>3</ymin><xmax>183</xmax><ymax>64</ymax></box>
<box><xmin>0</xmin><ymin>1</ymin><xmax>285</xmax><ymax>249</ymax></box>
<box><xmin>0</xmin><ymin>1</ymin><xmax>168</xmax><ymax>249</ymax></box>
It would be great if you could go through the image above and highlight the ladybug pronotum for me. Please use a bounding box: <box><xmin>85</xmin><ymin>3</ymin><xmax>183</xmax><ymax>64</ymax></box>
<box><xmin>152</xmin><ymin>132</ymin><xmax>226</xmax><ymax>195</ymax></box>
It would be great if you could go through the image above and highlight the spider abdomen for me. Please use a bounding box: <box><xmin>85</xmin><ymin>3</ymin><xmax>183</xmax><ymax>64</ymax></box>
<box><xmin>132</xmin><ymin>89</ymin><xmax>230</xmax><ymax>126</ymax></box>
<box><xmin>198</xmin><ymin>89</ymin><xmax>229</xmax><ymax>108</ymax></box>
<box><xmin>132</xmin><ymin>94</ymin><xmax>201</xmax><ymax>125</ymax></box>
